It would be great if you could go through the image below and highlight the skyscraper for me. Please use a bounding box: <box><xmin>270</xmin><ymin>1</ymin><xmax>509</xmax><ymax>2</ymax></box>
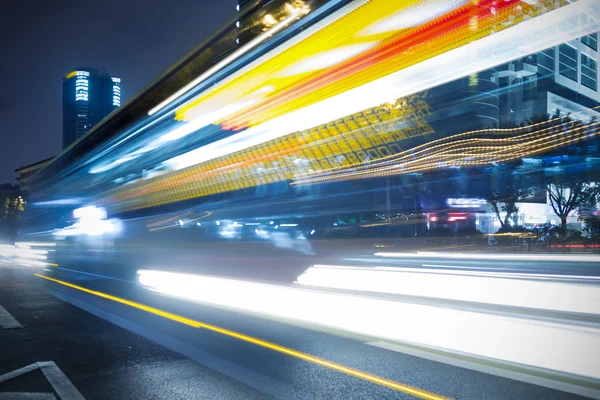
<box><xmin>62</xmin><ymin>68</ymin><xmax>121</xmax><ymax>149</ymax></box>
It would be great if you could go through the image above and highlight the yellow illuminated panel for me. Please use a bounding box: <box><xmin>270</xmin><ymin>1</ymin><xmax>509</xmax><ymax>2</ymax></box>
<box><xmin>65</xmin><ymin>71</ymin><xmax>78</xmax><ymax>79</ymax></box>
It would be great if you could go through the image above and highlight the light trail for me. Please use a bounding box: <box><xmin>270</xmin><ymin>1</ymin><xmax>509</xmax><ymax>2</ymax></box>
<box><xmin>128</xmin><ymin>270</ymin><xmax>600</xmax><ymax>379</ymax></box>
<box><xmin>95</xmin><ymin>0</ymin><xmax>600</xmax><ymax>212</ymax></box>
<box><xmin>295</xmin><ymin>264</ymin><xmax>600</xmax><ymax>315</ymax></box>
<box><xmin>147</xmin><ymin>10</ymin><xmax>307</xmax><ymax>117</ymax></box>
<box><xmin>34</xmin><ymin>273</ymin><xmax>448</xmax><ymax>400</ymax></box>
<box><xmin>374</xmin><ymin>252</ymin><xmax>600</xmax><ymax>263</ymax></box>
<box><xmin>292</xmin><ymin>120</ymin><xmax>599</xmax><ymax>184</ymax></box>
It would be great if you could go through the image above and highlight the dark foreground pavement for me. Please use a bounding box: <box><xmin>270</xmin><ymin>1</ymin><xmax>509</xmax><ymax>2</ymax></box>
<box><xmin>0</xmin><ymin>265</ymin><xmax>269</xmax><ymax>400</ymax></box>
<box><xmin>0</xmin><ymin>263</ymin><xmax>594</xmax><ymax>399</ymax></box>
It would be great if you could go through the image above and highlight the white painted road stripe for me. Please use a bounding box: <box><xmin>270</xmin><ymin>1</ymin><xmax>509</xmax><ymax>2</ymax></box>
<box><xmin>367</xmin><ymin>341</ymin><xmax>600</xmax><ymax>399</ymax></box>
<box><xmin>0</xmin><ymin>362</ymin><xmax>84</xmax><ymax>400</ymax></box>
<box><xmin>38</xmin><ymin>362</ymin><xmax>85</xmax><ymax>400</ymax></box>
<box><xmin>0</xmin><ymin>363</ymin><xmax>39</xmax><ymax>383</ymax></box>
<box><xmin>0</xmin><ymin>304</ymin><xmax>22</xmax><ymax>329</ymax></box>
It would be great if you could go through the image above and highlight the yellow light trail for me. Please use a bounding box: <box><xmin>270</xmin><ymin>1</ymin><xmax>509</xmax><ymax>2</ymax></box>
<box><xmin>35</xmin><ymin>273</ymin><xmax>450</xmax><ymax>400</ymax></box>
<box><xmin>293</xmin><ymin>121</ymin><xmax>599</xmax><ymax>184</ymax></box>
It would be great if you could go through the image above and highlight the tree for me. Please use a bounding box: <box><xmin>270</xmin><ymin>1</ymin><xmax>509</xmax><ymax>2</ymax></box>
<box><xmin>486</xmin><ymin>164</ymin><xmax>531</xmax><ymax>230</ymax></box>
<box><xmin>547</xmin><ymin>182</ymin><xmax>599</xmax><ymax>236</ymax></box>
<box><xmin>0</xmin><ymin>196</ymin><xmax>25</xmax><ymax>242</ymax></box>
<box><xmin>2</xmin><ymin>196</ymin><xmax>25</xmax><ymax>220</ymax></box>
<box><xmin>489</xmin><ymin>187</ymin><xmax>531</xmax><ymax>230</ymax></box>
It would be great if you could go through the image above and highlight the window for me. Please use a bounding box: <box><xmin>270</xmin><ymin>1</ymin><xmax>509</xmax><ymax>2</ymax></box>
<box><xmin>581</xmin><ymin>32</ymin><xmax>598</xmax><ymax>51</ymax></box>
<box><xmin>581</xmin><ymin>53</ymin><xmax>597</xmax><ymax>91</ymax></box>
<box><xmin>537</xmin><ymin>48</ymin><xmax>554</xmax><ymax>76</ymax></box>
<box><xmin>558</xmin><ymin>44</ymin><xmax>577</xmax><ymax>81</ymax></box>
<box><xmin>522</xmin><ymin>76</ymin><xmax>537</xmax><ymax>101</ymax></box>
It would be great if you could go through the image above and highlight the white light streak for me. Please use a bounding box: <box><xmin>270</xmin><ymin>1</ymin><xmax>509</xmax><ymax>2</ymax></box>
<box><xmin>296</xmin><ymin>264</ymin><xmax>600</xmax><ymax>315</ymax></box>
<box><xmin>147</xmin><ymin>12</ymin><xmax>304</xmax><ymax>116</ymax></box>
<box><xmin>374</xmin><ymin>252</ymin><xmax>600</xmax><ymax>263</ymax></box>
<box><xmin>137</xmin><ymin>269</ymin><xmax>600</xmax><ymax>379</ymax></box>
<box><xmin>160</xmin><ymin>0</ymin><xmax>600</xmax><ymax>172</ymax></box>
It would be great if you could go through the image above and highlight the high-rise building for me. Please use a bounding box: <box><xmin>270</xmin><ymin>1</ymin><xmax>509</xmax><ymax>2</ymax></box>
<box><xmin>62</xmin><ymin>68</ymin><xmax>121</xmax><ymax>149</ymax></box>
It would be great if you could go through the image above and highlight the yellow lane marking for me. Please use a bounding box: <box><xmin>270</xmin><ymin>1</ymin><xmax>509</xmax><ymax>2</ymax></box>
<box><xmin>35</xmin><ymin>273</ymin><xmax>449</xmax><ymax>400</ymax></box>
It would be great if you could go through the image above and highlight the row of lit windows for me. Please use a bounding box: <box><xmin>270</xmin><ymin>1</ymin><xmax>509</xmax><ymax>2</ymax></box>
<box><xmin>112</xmin><ymin>82</ymin><xmax>121</xmax><ymax>106</ymax></box>
<box><xmin>73</xmin><ymin>73</ymin><xmax>121</xmax><ymax>103</ymax></box>
<box><xmin>75</xmin><ymin>72</ymin><xmax>89</xmax><ymax>102</ymax></box>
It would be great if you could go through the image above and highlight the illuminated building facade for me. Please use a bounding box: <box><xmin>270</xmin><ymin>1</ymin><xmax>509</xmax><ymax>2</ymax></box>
<box><xmin>62</xmin><ymin>68</ymin><xmax>121</xmax><ymax>149</ymax></box>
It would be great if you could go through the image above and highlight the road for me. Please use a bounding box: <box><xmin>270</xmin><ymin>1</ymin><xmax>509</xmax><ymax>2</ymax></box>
<box><xmin>1</xmin><ymin>256</ymin><xmax>596</xmax><ymax>399</ymax></box>
<box><xmin>47</xmin><ymin>236</ymin><xmax>600</xmax><ymax>287</ymax></box>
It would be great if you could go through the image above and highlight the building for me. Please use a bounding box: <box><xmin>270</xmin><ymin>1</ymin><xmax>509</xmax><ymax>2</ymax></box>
<box><xmin>491</xmin><ymin>32</ymin><xmax>599</xmax><ymax>127</ymax></box>
<box><xmin>15</xmin><ymin>156</ymin><xmax>55</xmax><ymax>196</ymax></box>
<box><xmin>62</xmin><ymin>68</ymin><xmax>121</xmax><ymax>149</ymax></box>
<box><xmin>536</xmin><ymin>31</ymin><xmax>599</xmax><ymax>120</ymax></box>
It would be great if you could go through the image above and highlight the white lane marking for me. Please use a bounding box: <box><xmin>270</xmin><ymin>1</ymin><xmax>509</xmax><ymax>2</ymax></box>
<box><xmin>367</xmin><ymin>341</ymin><xmax>600</xmax><ymax>399</ymax></box>
<box><xmin>0</xmin><ymin>305</ymin><xmax>22</xmax><ymax>329</ymax></box>
<box><xmin>0</xmin><ymin>362</ymin><xmax>84</xmax><ymax>400</ymax></box>
<box><xmin>38</xmin><ymin>362</ymin><xmax>85</xmax><ymax>400</ymax></box>
<box><xmin>0</xmin><ymin>363</ymin><xmax>39</xmax><ymax>383</ymax></box>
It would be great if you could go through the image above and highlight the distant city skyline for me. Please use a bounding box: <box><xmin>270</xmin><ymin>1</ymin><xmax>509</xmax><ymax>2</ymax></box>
<box><xmin>0</xmin><ymin>0</ymin><xmax>235</xmax><ymax>184</ymax></box>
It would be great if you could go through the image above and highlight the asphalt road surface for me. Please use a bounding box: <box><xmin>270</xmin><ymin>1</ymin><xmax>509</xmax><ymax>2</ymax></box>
<box><xmin>0</xmin><ymin>261</ymin><xmax>593</xmax><ymax>399</ymax></box>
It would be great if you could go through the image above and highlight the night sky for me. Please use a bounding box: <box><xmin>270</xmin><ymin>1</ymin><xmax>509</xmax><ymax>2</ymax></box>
<box><xmin>0</xmin><ymin>0</ymin><xmax>235</xmax><ymax>184</ymax></box>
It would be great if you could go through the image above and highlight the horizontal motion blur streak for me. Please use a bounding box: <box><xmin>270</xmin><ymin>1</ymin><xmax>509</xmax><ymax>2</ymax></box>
<box><xmin>34</xmin><ymin>273</ymin><xmax>448</xmax><ymax>400</ymax></box>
